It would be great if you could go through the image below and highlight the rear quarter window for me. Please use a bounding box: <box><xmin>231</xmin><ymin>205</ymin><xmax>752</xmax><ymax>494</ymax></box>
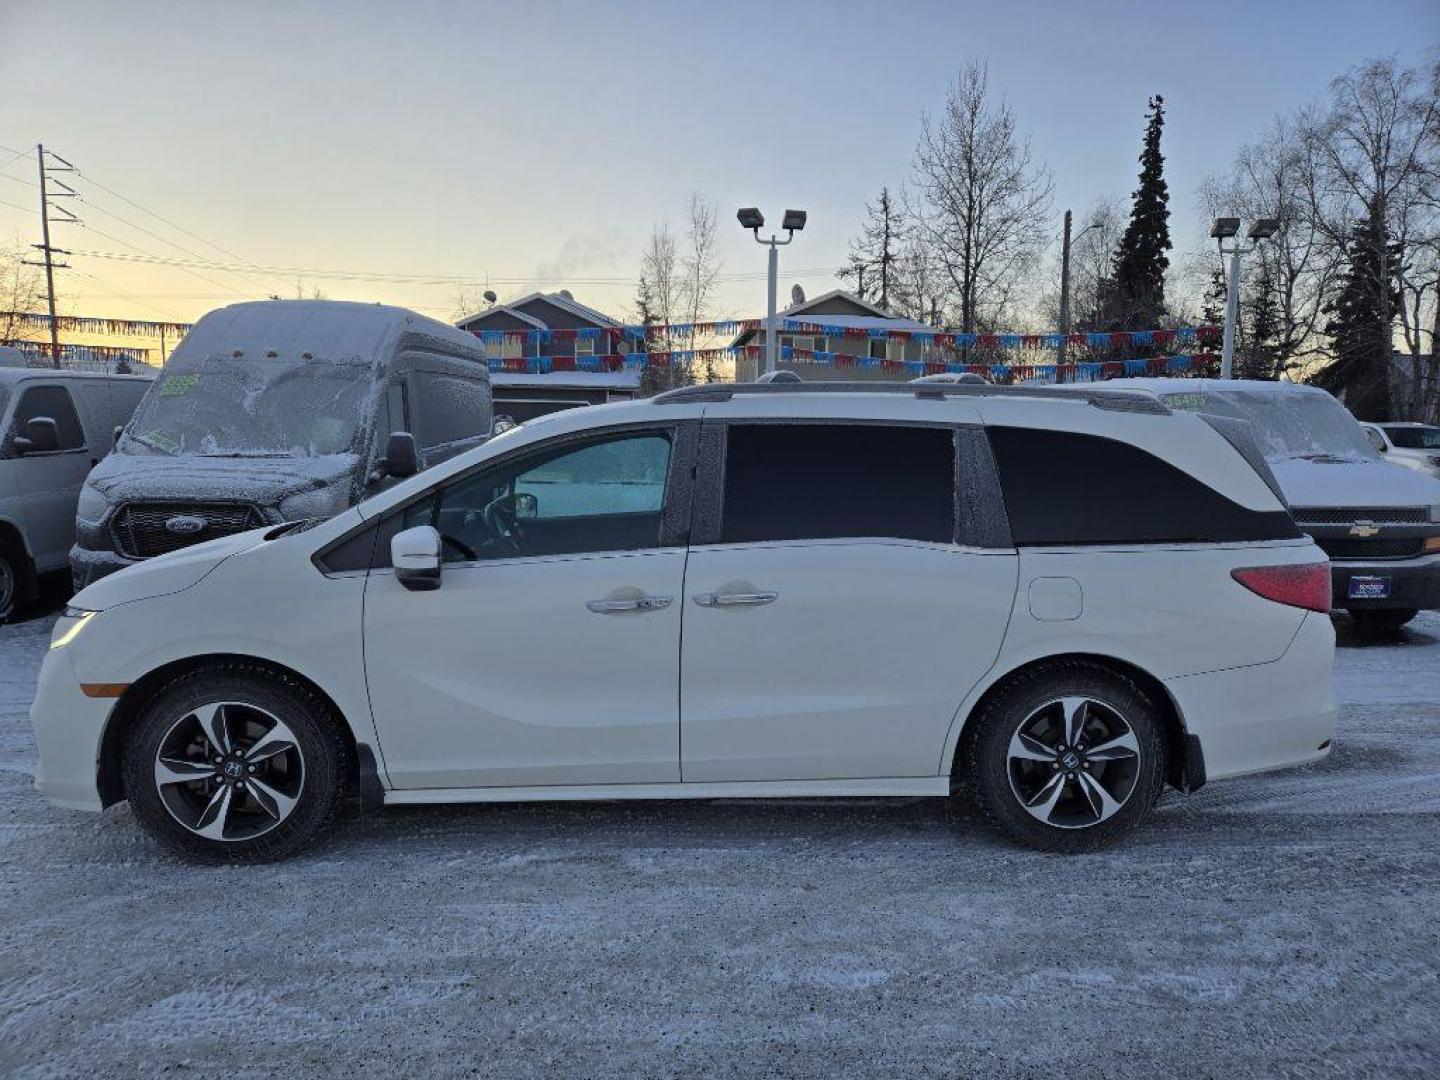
<box><xmin>988</xmin><ymin>427</ymin><xmax>1301</xmax><ymax>546</ymax></box>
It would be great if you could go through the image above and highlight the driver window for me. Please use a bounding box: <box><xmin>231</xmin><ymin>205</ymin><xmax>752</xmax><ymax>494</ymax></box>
<box><xmin>432</xmin><ymin>431</ymin><xmax>672</xmax><ymax>562</ymax></box>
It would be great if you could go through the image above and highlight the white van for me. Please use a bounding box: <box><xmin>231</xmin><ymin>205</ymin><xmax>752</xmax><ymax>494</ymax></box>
<box><xmin>1073</xmin><ymin>379</ymin><xmax>1440</xmax><ymax>634</ymax></box>
<box><xmin>71</xmin><ymin>300</ymin><xmax>493</xmax><ymax>588</ymax></box>
<box><xmin>0</xmin><ymin>366</ymin><xmax>155</xmax><ymax>621</ymax></box>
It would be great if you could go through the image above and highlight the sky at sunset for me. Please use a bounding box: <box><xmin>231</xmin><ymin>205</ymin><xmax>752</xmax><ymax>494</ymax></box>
<box><xmin>1</xmin><ymin>0</ymin><xmax>1436</xmax><ymax>361</ymax></box>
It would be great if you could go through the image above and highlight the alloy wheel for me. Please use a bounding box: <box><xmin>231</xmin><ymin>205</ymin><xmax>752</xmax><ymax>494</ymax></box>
<box><xmin>1006</xmin><ymin>696</ymin><xmax>1141</xmax><ymax>829</ymax></box>
<box><xmin>153</xmin><ymin>701</ymin><xmax>305</xmax><ymax>842</ymax></box>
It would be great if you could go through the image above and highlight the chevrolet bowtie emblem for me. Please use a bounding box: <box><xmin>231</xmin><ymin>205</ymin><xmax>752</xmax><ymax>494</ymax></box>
<box><xmin>1349</xmin><ymin>521</ymin><xmax>1380</xmax><ymax>538</ymax></box>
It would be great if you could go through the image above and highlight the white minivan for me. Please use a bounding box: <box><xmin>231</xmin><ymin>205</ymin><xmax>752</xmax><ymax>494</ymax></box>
<box><xmin>1074</xmin><ymin>380</ymin><xmax>1440</xmax><ymax>636</ymax></box>
<box><xmin>0</xmin><ymin>366</ymin><xmax>154</xmax><ymax>621</ymax></box>
<box><xmin>31</xmin><ymin>381</ymin><xmax>1337</xmax><ymax>860</ymax></box>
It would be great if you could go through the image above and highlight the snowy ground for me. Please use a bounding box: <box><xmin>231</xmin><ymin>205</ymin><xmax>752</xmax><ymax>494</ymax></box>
<box><xmin>2</xmin><ymin>601</ymin><xmax>1438</xmax><ymax>1079</ymax></box>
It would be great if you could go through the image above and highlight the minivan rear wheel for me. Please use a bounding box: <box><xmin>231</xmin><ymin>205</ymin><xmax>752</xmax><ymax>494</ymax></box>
<box><xmin>122</xmin><ymin>663</ymin><xmax>350</xmax><ymax>861</ymax></box>
<box><xmin>962</xmin><ymin>662</ymin><xmax>1166</xmax><ymax>852</ymax></box>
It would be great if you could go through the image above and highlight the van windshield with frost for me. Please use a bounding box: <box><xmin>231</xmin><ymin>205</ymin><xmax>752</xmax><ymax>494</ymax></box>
<box><xmin>120</xmin><ymin>355</ymin><xmax>374</xmax><ymax>457</ymax></box>
<box><xmin>1159</xmin><ymin>389</ymin><xmax>1379</xmax><ymax>463</ymax></box>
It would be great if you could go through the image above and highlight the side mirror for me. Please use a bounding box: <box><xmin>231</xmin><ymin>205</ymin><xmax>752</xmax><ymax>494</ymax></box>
<box><xmin>391</xmin><ymin>525</ymin><xmax>442</xmax><ymax>591</ymax></box>
<box><xmin>514</xmin><ymin>492</ymin><xmax>538</xmax><ymax>519</ymax></box>
<box><xmin>113</xmin><ymin>425</ymin><xmax>125</xmax><ymax>449</ymax></box>
<box><xmin>14</xmin><ymin>416</ymin><xmax>60</xmax><ymax>455</ymax></box>
<box><xmin>492</xmin><ymin>416</ymin><xmax>517</xmax><ymax>436</ymax></box>
<box><xmin>380</xmin><ymin>431</ymin><xmax>419</xmax><ymax>479</ymax></box>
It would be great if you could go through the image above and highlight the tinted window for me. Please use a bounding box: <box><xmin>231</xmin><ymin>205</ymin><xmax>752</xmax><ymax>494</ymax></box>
<box><xmin>414</xmin><ymin>373</ymin><xmax>489</xmax><ymax>449</ymax></box>
<box><xmin>1384</xmin><ymin>426</ymin><xmax>1440</xmax><ymax>450</ymax></box>
<box><xmin>425</xmin><ymin>431</ymin><xmax>672</xmax><ymax>562</ymax></box>
<box><xmin>988</xmin><ymin>427</ymin><xmax>1301</xmax><ymax>546</ymax></box>
<box><xmin>14</xmin><ymin>385</ymin><xmax>85</xmax><ymax>449</ymax></box>
<box><xmin>720</xmin><ymin>424</ymin><xmax>954</xmax><ymax>544</ymax></box>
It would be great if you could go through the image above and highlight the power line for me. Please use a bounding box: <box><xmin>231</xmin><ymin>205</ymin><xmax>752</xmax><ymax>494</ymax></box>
<box><xmin>74</xmin><ymin>166</ymin><xmax>298</xmax><ymax>297</ymax></box>
<box><xmin>66</xmin><ymin>267</ymin><xmax>188</xmax><ymax>323</ymax></box>
<box><xmin>63</xmin><ymin>247</ymin><xmax>836</xmax><ymax>288</ymax></box>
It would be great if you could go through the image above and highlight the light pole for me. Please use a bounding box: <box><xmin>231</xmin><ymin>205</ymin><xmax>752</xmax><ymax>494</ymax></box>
<box><xmin>1058</xmin><ymin>210</ymin><xmax>1100</xmax><ymax>368</ymax></box>
<box><xmin>738</xmin><ymin>207</ymin><xmax>807</xmax><ymax>377</ymax></box>
<box><xmin>1211</xmin><ymin>216</ymin><xmax>1280</xmax><ymax>379</ymax></box>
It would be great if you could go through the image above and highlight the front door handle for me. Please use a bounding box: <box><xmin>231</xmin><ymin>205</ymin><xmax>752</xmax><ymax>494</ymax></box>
<box><xmin>692</xmin><ymin>591</ymin><xmax>778</xmax><ymax>608</ymax></box>
<box><xmin>586</xmin><ymin>595</ymin><xmax>672</xmax><ymax>614</ymax></box>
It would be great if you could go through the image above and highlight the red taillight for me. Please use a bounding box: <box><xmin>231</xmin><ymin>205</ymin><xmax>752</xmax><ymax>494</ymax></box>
<box><xmin>1231</xmin><ymin>563</ymin><xmax>1332</xmax><ymax>613</ymax></box>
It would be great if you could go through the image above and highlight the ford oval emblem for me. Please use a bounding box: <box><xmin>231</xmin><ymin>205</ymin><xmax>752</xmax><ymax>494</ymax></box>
<box><xmin>165</xmin><ymin>515</ymin><xmax>208</xmax><ymax>535</ymax></box>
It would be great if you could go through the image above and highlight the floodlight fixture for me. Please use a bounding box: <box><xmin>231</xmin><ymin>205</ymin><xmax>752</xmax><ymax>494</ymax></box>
<box><xmin>1210</xmin><ymin>217</ymin><xmax>1241</xmax><ymax>239</ymax></box>
<box><xmin>1248</xmin><ymin>218</ymin><xmax>1281</xmax><ymax>240</ymax></box>
<box><xmin>781</xmin><ymin>209</ymin><xmax>807</xmax><ymax>232</ymax></box>
<box><xmin>737</xmin><ymin>207</ymin><xmax>765</xmax><ymax>231</ymax></box>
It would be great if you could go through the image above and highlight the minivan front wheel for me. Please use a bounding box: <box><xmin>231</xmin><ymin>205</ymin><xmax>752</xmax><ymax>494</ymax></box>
<box><xmin>963</xmin><ymin>662</ymin><xmax>1165</xmax><ymax>852</ymax></box>
<box><xmin>122</xmin><ymin>664</ymin><xmax>349</xmax><ymax>861</ymax></box>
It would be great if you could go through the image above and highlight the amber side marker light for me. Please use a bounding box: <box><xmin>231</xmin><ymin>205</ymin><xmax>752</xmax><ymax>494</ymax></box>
<box><xmin>80</xmin><ymin>684</ymin><xmax>129</xmax><ymax>699</ymax></box>
<box><xmin>1424</xmin><ymin>536</ymin><xmax>1440</xmax><ymax>554</ymax></box>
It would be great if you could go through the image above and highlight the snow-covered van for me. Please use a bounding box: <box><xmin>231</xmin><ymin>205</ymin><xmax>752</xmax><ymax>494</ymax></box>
<box><xmin>70</xmin><ymin>300</ymin><xmax>492</xmax><ymax>588</ymax></box>
<box><xmin>1073</xmin><ymin>378</ymin><xmax>1440</xmax><ymax>634</ymax></box>
<box><xmin>1</xmin><ymin>366</ymin><xmax>155</xmax><ymax>621</ymax></box>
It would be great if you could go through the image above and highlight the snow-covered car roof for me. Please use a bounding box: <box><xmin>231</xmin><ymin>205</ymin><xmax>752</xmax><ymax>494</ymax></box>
<box><xmin>1068</xmin><ymin>377</ymin><xmax>1324</xmax><ymax>398</ymax></box>
<box><xmin>175</xmin><ymin>300</ymin><xmax>488</xmax><ymax>368</ymax></box>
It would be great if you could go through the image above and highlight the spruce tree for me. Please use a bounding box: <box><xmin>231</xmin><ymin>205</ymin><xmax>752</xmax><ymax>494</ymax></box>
<box><xmin>1200</xmin><ymin>268</ymin><xmax>1228</xmax><ymax>327</ymax></box>
<box><xmin>838</xmin><ymin>188</ymin><xmax>903</xmax><ymax>309</ymax></box>
<box><xmin>1107</xmin><ymin>96</ymin><xmax>1172</xmax><ymax>330</ymax></box>
<box><xmin>1239</xmin><ymin>262</ymin><xmax>1283</xmax><ymax>380</ymax></box>
<box><xmin>1314</xmin><ymin>213</ymin><xmax>1401</xmax><ymax>420</ymax></box>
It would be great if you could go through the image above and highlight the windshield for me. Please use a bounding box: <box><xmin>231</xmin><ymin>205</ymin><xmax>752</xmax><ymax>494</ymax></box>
<box><xmin>1383</xmin><ymin>425</ymin><xmax>1440</xmax><ymax>450</ymax></box>
<box><xmin>121</xmin><ymin>354</ymin><xmax>376</xmax><ymax>458</ymax></box>
<box><xmin>1158</xmin><ymin>388</ymin><xmax>1379</xmax><ymax>462</ymax></box>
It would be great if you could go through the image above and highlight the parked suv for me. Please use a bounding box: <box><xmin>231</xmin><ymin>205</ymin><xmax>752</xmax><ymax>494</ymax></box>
<box><xmin>1361</xmin><ymin>422</ymin><xmax>1440</xmax><ymax>481</ymax></box>
<box><xmin>0</xmin><ymin>366</ymin><xmax>154</xmax><ymax>621</ymax></box>
<box><xmin>1072</xmin><ymin>379</ymin><xmax>1440</xmax><ymax>636</ymax></box>
<box><xmin>71</xmin><ymin>300</ymin><xmax>493</xmax><ymax>589</ymax></box>
<box><xmin>31</xmin><ymin>382</ymin><xmax>1336</xmax><ymax>859</ymax></box>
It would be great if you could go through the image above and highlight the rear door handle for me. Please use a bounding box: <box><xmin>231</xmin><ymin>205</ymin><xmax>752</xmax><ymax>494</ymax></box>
<box><xmin>692</xmin><ymin>591</ymin><xmax>778</xmax><ymax>608</ymax></box>
<box><xmin>586</xmin><ymin>595</ymin><xmax>673</xmax><ymax>614</ymax></box>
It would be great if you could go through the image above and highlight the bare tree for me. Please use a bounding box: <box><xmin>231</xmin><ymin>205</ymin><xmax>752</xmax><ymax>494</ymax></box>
<box><xmin>679</xmin><ymin>192</ymin><xmax>721</xmax><ymax>382</ymax></box>
<box><xmin>1202</xmin><ymin>116</ymin><xmax>1344</xmax><ymax>376</ymax></box>
<box><xmin>636</xmin><ymin>223</ymin><xmax>685</xmax><ymax>393</ymax></box>
<box><xmin>0</xmin><ymin>241</ymin><xmax>44</xmax><ymax>347</ymax></box>
<box><xmin>908</xmin><ymin>62</ymin><xmax>1053</xmax><ymax>334</ymax></box>
<box><xmin>1300</xmin><ymin>57</ymin><xmax>1440</xmax><ymax>416</ymax></box>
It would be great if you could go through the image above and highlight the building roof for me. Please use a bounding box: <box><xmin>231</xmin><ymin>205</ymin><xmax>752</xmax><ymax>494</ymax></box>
<box><xmin>457</xmin><ymin>291</ymin><xmax>622</xmax><ymax>332</ymax></box>
<box><xmin>731</xmin><ymin>289</ymin><xmax>934</xmax><ymax>348</ymax></box>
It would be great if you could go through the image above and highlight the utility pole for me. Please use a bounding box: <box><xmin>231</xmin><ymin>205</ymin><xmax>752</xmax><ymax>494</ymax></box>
<box><xmin>24</xmin><ymin>144</ymin><xmax>78</xmax><ymax>368</ymax></box>
<box><xmin>1058</xmin><ymin>210</ymin><xmax>1099</xmax><ymax>374</ymax></box>
<box><xmin>1058</xmin><ymin>210</ymin><xmax>1073</xmax><ymax>370</ymax></box>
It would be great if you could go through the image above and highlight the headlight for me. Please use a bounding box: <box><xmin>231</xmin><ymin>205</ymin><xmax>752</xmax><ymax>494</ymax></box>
<box><xmin>277</xmin><ymin>485</ymin><xmax>351</xmax><ymax>522</ymax></box>
<box><xmin>75</xmin><ymin>483</ymin><xmax>109</xmax><ymax>525</ymax></box>
<box><xmin>50</xmin><ymin>608</ymin><xmax>97</xmax><ymax>650</ymax></box>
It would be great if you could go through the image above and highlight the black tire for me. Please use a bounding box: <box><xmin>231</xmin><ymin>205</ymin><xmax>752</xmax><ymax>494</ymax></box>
<box><xmin>961</xmin><ymin>661</ymin><xmax>1166</xmax><ymax>853</ymax></box>
<box><xmin>122</xmin><ymin>661</ymin><xmax>351</xmax><ymax>862</ymax></box>
<box><xmin>0</xmin><ymin>544</ymin><xmax>27</xmax><ymax>624</ymax></box>
<box><xmin>1348</xmin><ymin>608</ymin><xmax>1418</xmax><ymax>639</ymax></box>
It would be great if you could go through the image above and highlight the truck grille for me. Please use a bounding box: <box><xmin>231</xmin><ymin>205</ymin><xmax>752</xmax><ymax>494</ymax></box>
<box><xmin>1315</xmin><ymin>537</ymin><xmax>1427</xmax><ymax>561</ymax></box>
<box><xmin>112</xmin><ymin>502</ymin><xmax>267</xmax><ymax>559</ymax></box>
<box><xmin>1293</xmin><ymin>507</ymin><xmax>1428</xmax><ymax>525</ymax></box>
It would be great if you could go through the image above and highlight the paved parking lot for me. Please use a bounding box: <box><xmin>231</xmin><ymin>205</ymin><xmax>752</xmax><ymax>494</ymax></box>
<box><xmin>2</xmin><ymin>607</ymin><xmax>1438</xmax><ymax>1078</ymax></box>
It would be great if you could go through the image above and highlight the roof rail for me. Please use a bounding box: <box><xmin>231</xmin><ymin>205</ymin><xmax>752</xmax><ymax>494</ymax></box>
<box><xmin>651</xmin><ymin>380</ymin><xmax>1170</xmax><ymax>416</ymax></box>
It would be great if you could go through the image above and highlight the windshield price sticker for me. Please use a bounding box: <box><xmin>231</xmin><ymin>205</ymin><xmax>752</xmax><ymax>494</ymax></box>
<box><xmin>1162</xmin><ymin>393</ymin><xmax>1208</xmax><ymax>411</ymax></box>
<box><xmin>159</xmin><ymin>374</ymin><xmax>200</xmax><ymax>397</ymax></box>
